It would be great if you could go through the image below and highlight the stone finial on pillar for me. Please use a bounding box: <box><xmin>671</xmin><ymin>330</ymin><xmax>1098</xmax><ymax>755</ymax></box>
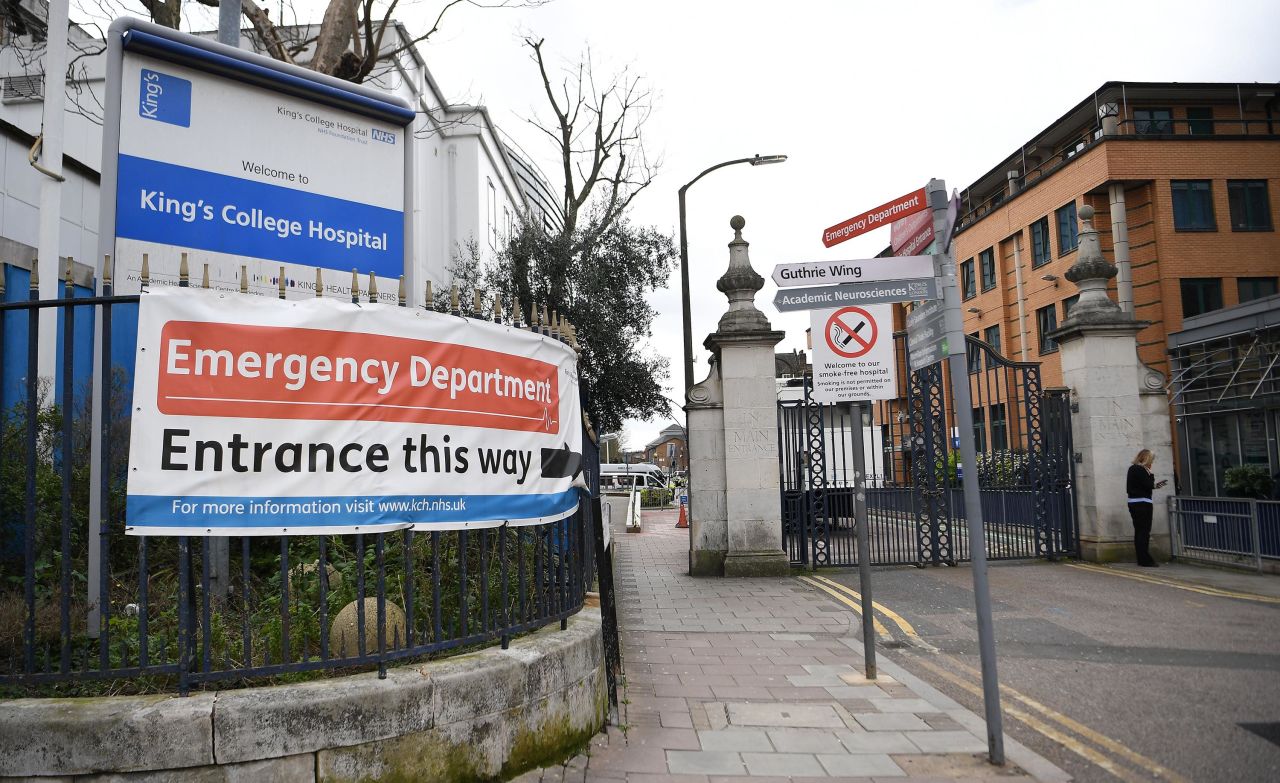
<box><xmin>1061</xmin><ymin>205</ymin><xmax>1125</xmax><ymax>327</ymax></box>
<box><xmin>716</xmin><ymin>216</ymin><xmax>772</xmax><ymax>333</ymax></box>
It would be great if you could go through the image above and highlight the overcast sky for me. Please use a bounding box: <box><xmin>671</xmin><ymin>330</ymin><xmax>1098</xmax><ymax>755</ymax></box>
<box><xmin>413</xmin><ymin>0</ymin><xmax>1280</xmax><ymax>450</ymax></box>
<box><xmin>143</xmin><ymin>0</ymin><xmax>1280</xmax><ymax>449</ymax></box>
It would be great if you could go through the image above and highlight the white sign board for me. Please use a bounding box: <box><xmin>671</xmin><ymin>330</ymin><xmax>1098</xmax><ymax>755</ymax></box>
<box><xmin>810</xmin><ymin>304</ymin><xmax>897</xmax><ymax>403</ymax></box>
<box><xmin>771</xmin><ymin>255</ymin><xmax>934</xmax><ymax>287</ymax></box>
<box><xmin>106</xmin><ymin>24</ymin><xmax>412</xmax><ymax>302</ymax></box>
<box><xmin>126</xmin><ymin>288</ymin><xmax>583</xmax><ymax>535</ymax></box>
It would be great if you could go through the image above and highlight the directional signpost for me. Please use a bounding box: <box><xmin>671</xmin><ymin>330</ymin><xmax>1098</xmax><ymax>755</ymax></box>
<box><xmin>774</xmin><ymin>180</ymin><xmax>1005</xmax><ymax>767</ymax></box>
<box><xmin>822</xmin><ymin>187</ymin><xmax>928</xmax><ymax>248</ymax></box>
<box><xmin>772</xmin><ymin>254</ymin><xmax>934</xmax><ymax>287</ymax></box>
<box><xmin>773</xmin><ymin>277</ymin><xmax>939</xmax><ymax>312</ymax></box>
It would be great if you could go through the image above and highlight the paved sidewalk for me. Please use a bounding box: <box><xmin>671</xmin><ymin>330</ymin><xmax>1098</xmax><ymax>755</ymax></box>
<box><xmin>515</xmin><ymin>509</ymin><xmax>1069</xmax><ymax>782</ymax></box>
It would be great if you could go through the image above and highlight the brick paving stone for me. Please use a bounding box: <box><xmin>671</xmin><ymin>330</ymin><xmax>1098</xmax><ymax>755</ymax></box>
<box><xmin>765</xmin><ymin>727</ymin><xmax>848</xmax><ymax>754</ymax></box>
<box><xmin>854</xmin><ymin>713</ymin><xmax>932</xmax><ymax>732</ymax></box>
<box><xmin>660</xmin><ymin>711</ymin><xmax>695</xmax><ymax>729</ymax></box>
<box><xmin>741</xmin><ymin>751</ymin><xmax>827</xmax><ymax>777</ymax></box>
<box><xmin>834</xmin><ymin>729</ymin><xmax>920</xmax><ymax>754</ymax></box>
<box><xmin>666</xmin><ymin>751</ymin><xmax>748</xmax><ymax>776</ymax></box>
<box><xmin>727</xmin><ymin>702</ymin><xmax>846</xmax><ymax>728</ymax></box>
<box><xmin>698</xmin><ymin>728</ymin><xmax>774</xmax><ymax>752</ymax></box>
<box><xmin>818</xmin><ymin>752</ymin><xmax>907</xmax><ymax>777</ymax></box>
<box><xmin>902</xmin><ymin>731</ymin><xmax>989</xmax><ymax>753</ymax></box>
<box><xmin>619</xmin><ymin>727</ymin><xmax>702</xmax><ymax>751</ymax></box>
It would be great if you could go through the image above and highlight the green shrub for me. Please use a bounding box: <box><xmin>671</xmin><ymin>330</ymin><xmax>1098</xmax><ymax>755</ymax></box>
<box><xmin>1224</xmin><ymin>465</ymin><xmax>1273</xmax><ymax>499</ymax></box>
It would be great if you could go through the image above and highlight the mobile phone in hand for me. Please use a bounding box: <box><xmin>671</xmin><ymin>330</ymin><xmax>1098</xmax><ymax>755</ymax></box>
<box><xmin>1156</xmin><ymin>479</ymin><xmax>1168</xmax><ymax>489</ymax></box>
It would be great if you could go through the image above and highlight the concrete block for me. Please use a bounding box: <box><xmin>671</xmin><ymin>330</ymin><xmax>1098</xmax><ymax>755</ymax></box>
<box><xmin>212</xmin><ymin>666</ymin><xmax>433</xmax><ymax>764</ymax></box>
<box><xmin>430</xmin><ymin>649</ymin><xmax>527</xmax><ymax>726</ymax></box>
<box><xmin>74</xmin><ymin>754</ymin><xmax>315</xmax><ymax>783</ymax></box>
<box><xmin>0</xmin><ymin>693</ymin><xmax>215</xmax><ymax>776</ymax></box>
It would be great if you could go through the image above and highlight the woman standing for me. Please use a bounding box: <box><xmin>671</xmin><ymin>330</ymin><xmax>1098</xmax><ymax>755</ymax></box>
<box><xmin>1126</xmin><ymin>449</ymin><xmax>1167</xmax><ymax>567</ymax></box>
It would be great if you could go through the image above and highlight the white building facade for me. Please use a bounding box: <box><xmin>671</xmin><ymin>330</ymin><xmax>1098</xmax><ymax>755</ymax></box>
<box><xmin>0</xmin><ymin>4</ymin><xmax>552</xmax><ymax>295</ymax></box>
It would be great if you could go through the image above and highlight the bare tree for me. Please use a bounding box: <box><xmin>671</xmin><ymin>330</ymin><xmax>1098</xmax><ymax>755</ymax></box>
<box><xmin>524</xmin><ymin>36</ymin><xmax>657</xmax><ymax>255</ymax></box>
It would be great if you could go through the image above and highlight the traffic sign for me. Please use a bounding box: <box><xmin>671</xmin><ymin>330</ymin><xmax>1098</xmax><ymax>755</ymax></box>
<box><xmin>772</xmin><ymin>255</ymin><xmax>933</xmax><ymax>288</ymax></box>
<box><xmin>810</xmin><ymin>304</ymin><xmax>896</xmax><ymax>402</ymax></box>
<box><xmin>822</xmin><ymin>187</ymin><xmax>927</xmax><ymax>248</ymax></box>
<box><xmin>773</xmin><ymin>277</ymin><xmax>939</xmax><ymax>312</ymax></box>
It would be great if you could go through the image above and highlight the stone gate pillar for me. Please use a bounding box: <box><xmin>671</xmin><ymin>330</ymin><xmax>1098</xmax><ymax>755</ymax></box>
<box><xmin>687</xmin><ymin>216</ymin><xmax>789</xmax><ymax>577</ymax></box>
<box><xmin>1050</xmin><ymin>206</ymin><xmax>1174</xmax><ymax>562</ymax></box>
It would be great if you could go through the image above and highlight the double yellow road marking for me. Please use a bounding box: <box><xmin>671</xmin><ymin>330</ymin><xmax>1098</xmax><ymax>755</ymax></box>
<box><xmin>1065</xmin><ymin>562</ymin><xmax>1280</xmax><ymax>605</ymax></box>
<box><xmin>799</xmin><ymin>572</ymin><xmax>1189</xmax><ymax>783</ymax></box>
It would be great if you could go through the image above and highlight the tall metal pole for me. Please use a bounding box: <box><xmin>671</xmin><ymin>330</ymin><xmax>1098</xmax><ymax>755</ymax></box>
<box><xmin>929</xmin><ymin>178</ymin><xmax>1005</xmax><ymax>764</ymax></box>
<box><xmin>849</xmin><ymin>402</ymin><xmax>876</xmax><ymax>679</ymax></box>
<box><xmin>679</xmin><ymin>186</ymin><xmax>694</xmax><ymax>394</ymax></box>
<box><xmin>678</xmin><ymin>155</ymin><xmax>787</xmax><ymax>394</ymax></box>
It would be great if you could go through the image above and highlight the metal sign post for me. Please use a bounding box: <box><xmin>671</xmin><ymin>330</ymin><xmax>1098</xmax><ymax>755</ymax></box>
<box><xmin>848</xmin><ymin>401</ymin><xmax>876</xmax><ymax>679</ymax></box>
<box><xmin>927</xmin><ymin>178</ymin><xmax>1006</xmax><ymax>764</ymax></box>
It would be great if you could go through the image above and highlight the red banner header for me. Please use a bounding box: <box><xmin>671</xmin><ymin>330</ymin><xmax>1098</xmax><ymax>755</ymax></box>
<box><xmin>157</xmin><ymin>321</ymin><xmax>560</xmax><ymax>433</ymax></box>
<box><xmin>822</xmin><ymin>187</ymin><xmax>928</xmax><ymax>248</ymax></box>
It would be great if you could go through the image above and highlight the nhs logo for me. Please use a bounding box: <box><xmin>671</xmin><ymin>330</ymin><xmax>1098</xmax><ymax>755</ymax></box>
<box><xmin>371</xmin><ymin>128</ymin><xmax>396</xmax><ymax>145</ymax></box>
<box><xmin>139</xmin><ymin>69</ymin><xmax>191</xmax><ymax>128</ymax></box>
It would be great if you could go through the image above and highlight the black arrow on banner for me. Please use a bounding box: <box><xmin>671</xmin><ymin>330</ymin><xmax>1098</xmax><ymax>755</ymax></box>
<box><xmin>541</xmin><ymin>443</ymin><xmax>583</xmax><ymax>480</ymax></box>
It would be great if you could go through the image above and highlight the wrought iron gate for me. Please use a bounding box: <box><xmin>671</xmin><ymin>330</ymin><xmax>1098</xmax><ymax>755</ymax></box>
<box><xmin>779</xmin><ymin>334</ymin><xmax>1077</xmax><ymax>567</ymax></box>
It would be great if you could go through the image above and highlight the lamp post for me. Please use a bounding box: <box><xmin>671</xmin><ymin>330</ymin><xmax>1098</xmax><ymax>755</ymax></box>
<box><xmin>679</xmin><ymin>154</ymin><xmax>787</xmax><ymax>396</ymax></box>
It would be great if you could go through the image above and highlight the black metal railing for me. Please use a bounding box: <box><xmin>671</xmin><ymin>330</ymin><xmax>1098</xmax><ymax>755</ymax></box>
<box><xmin>0</xmin><ymin>259</ymin><xmax>597</xmax><ymax>695</ymax></box>
<box><xmin>779</xmin><ymin>333</ymin><xmax>1076</xmax><ymax>567</ymax></box>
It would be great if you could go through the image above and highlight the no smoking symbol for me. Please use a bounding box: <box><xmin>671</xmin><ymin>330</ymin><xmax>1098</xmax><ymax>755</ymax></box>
<box><xmin>825</xmin><ymin>306</ymin><xmax>878</xmax><ymax>359</ymax></box>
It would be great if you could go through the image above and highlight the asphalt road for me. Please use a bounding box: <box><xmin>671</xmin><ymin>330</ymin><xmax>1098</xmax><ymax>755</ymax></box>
<box><xmin>815</xmin><ymin>560</ymin><xmax>1280</xmax><ymax>783</ymax></box>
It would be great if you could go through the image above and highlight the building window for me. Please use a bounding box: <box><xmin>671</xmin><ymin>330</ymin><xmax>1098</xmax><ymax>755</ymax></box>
<box><xmin>1187</xmin><ymin>107</ymin><xmax>1214</xmax><ymax>135</ymax></box>
<box><xmin>1227</xmin><ymin>180</ymin><xmax>1272</xmax><ymax>231</ymax></box>
<box><xmin>1180</xmin><ymin>278</ymin><xmax>1223</xmax><ymax>318</ymax></box>
<box><xmin>990</xmin><ymin>404</ymin><xmax>1008</xmax><ymax>451</ymax></box>
<box><xmin>1238</xmin><ymin>277</ymin><xmax>1278</xmax><ymax>303</ymax></box>
<box><xmin>961</xmin><ymin>258</ymin><xmax>975</xmax><ymax>300</ymax></box>
<box><xmin>1134</xmin><ymin>107</ymin><xmax>1172</xmax><ymax>135</ymax></box>
<box><xmin>983</xmin><ymin>324</ymin><xmax>1002</xmax><ymax>367</ymax></box>
<box><xmin>487</xmin><ymin>179</ymin><xmax>498</xmax><ymax>249</ymax></box>
<box><xmin>967</xmin><ymin>332</ymin><xmax>981</xmax><ymax>374</ymax></box>
<box><xmin>1037</xmin><ymin>304</ymin><xmax>1059</xmax><ymax>353</ymax></box>
<box><xmin>972</xmin><ymin>408</ymin><xmax>987</xmax><ymax>453</ymax></box>
<box><xmin>1062</xmin><ymin>294</ymin><xmax>1079</xmax><ymax>320</ymax></box>
<box><xmin>1030</xmin><ymin>217</ymin><xmax>1051</xmax><ymax>267</ymax></box>
<box><xmin>1056</xmin><ymin>202</ymin><xmax>1078</xmax><ymax>255</ymax></box>
<box><xmin>979</xmin><ymin>248</ymin><xmax>996</xmax><ymax>291</ymax></box>
<box><xmin>1171</xmin><ymin>180</ymin><xmax>1216</xmax><ymax>231</ymax></box>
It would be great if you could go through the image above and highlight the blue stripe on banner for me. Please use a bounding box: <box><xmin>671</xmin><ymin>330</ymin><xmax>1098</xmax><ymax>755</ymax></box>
<box><xmin>115</xmin><ymin>154</ymin><xmax>404</xmax><ymax>275</ymax></box>
<box><xmin>126</xmin><ymin>489</ymin><xmax>579</xmax><ymax>529</ymax></box>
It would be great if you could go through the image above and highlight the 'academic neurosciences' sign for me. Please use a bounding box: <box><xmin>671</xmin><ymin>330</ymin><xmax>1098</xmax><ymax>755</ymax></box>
<box><xmin>102</xmin><ymin>20</ymin><xmax>414</xmax><ymax>301</ymax></box>
<box><xmin>125</xmin><ymin>289</ymin><xmax>583</xmax><ymax>535</ymax></box>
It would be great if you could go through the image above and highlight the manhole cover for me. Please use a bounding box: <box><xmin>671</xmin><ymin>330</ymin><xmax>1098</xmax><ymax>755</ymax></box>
<box><xmin>1241</xmin><ymin>723</ymin><xmax>1280</xmax><ymax>748</ymax></box>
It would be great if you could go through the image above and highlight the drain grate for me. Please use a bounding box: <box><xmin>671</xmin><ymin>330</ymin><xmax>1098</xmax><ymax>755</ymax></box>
<box><xmin>1240</xmin><ymin>723</ymin><xmax>1280</xmax><ymax>748</ymax></box>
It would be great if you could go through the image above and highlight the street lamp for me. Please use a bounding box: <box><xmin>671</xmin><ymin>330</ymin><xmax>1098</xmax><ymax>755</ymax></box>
<box><xmin>679</xmin><ymin>154</ymin><xmax>788</xmax><ymax>397</ymax></box>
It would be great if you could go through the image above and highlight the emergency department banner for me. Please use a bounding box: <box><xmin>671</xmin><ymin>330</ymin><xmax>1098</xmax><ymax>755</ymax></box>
<box><xmin>126</xmin><ymin>288</ymin><xmax>583</xmax><ymax>535</ymax></box>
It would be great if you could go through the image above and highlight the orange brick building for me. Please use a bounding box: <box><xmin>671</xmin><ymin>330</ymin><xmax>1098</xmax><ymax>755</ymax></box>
<box><xmin>951</xmin><ymin>81</ymin><xmax>1279</xmax><ymax>391</ymax></box>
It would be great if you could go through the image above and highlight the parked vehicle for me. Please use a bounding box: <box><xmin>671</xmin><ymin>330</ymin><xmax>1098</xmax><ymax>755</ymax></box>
<box><xmin>600</xmin><ymin>463</ymin><xmax>668</xmax><ymax>490</ymax></box>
